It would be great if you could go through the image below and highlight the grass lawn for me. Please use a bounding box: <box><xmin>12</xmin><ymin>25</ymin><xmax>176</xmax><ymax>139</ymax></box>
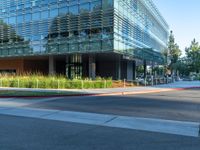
<box><xmin>0</xmin><ymin>90</ymin><xmax>83</xmax><ymax>97</ymax></box>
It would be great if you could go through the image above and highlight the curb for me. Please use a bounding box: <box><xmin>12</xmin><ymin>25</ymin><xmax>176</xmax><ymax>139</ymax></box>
<box><xmin>0</xmin><ymin>86</ymin><xmax>199</xmax><ymax>98</ymax></box>
<box><xmin>95</xmin><ymin>88</ymin><xmax>180</xmax><ymax>97</ymax></box>
<box><xmin>0</xmin><ymin>93</ymin><xmax>95</xmax><ymax>99</ymax></box>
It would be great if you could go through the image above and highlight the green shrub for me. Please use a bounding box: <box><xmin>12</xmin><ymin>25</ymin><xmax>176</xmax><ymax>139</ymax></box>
<box><xmin>0</xmin><ymin>74</ymin><xmax>113</xmax><ymax>89</ymax></box>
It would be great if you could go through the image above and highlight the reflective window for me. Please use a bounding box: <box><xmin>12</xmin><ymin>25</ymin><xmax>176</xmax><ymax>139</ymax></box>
<box><xmin>32</xmin><ymin>35</ymin><xmax>41</xmax><ymax>41</ymax></box>
<box><xmin>79</xmin><ymin>42</ymin><xmax>89</xmax><ymax>51</ymax></box>
<box><xmin>17</xmin><ymin>4</ymin><xmax>24</xmax><ymax>10</ymax></box>
<box><xmin>35</xmin><ymin>0</ymin><xmax>41</xmax><ymax>6</ymax></box>
<box><xmin>59</xmin><ymin>1</ymin><xmax>68</xmax><ymax>7</ymax></box>
<box><xmin>3</xmin><ymin>18</ymin><xmax>8</xmax><ymax>24</ymax></box>
<box><xmin>69</xmin><ymin>5</ymin><xmax>78</xmax><ymax>15</ymax></box>
<box><xmin>48</xmin><ymin>44</ymin><xmax>58</xmax><ymax>52</ymax></box>
<box><xmin>79</xmin><ymin>0</ymin><xmax>90</xmax><ymax>4</ymax></box>
<box><xmin>41</xmin><ymin>0</ymin><xmax>49</xmax><ymax>5</ymax></box>
<box><xmin>32</xmin><ymin>12</ymin><xmax>40</xmax><ymax>21</ymax></box>
<box><xmin>50</xmin><ymin>9</ymin><xmax>58</xmax><ymax>18</ymax></box>
<box><xmin>59</xmin><ymin>43</ymin><xmax>68</xmax><ymax>52</ymax></box>
<box><xmin>69</xmin><ymin>0</ymin><xmax>78</xmax><ymax>6</ymax></box>
<box><xmin>9</xmin><ymin>17</ymin><xmax>16</xmax><ymax>24</ymax></box>
<box><xmin>49</xmin><ymin>0</ymin><xmax>57</xmax><ymax>4</ymax></box>
<box><xmin>10</xmin><ymin>6</ymin><xmax>16</xmax><ymax>12</ymax></box>
<box><xmin>69</xmin><ymin>43</ymin><xmax>78</xmax><ymax>51</ymax></box>
<box><xmin>41</xmin><ymin>11</ymin><xmax>49</xmax><ymax>19</ymax></box>
<box><xmin>91</xmin><ymin>1</ymin><xmax>101</xmax><ymax>11</ymax></box>
<box><xmin>32</xmin><ymin>45</ymin><xmax>41</xmax><ymax>53</ymax></box>
<box><xmin>17</xmin><ymin>15</ymin><xmax>23</xmax><ymax>23</ymax></box>
<box><xmin>59</xmin><ymin>7</ymin><xmax>68</xmax><ymax>16</ymax></box>
<box><xmin>80</xmin><ymin>3</ymin><xmax>90</xmax><ymax>14</ymax></box>
<box><xmin>90</xmin><ymin>42</ymin><xmax>101</xmax><ymax>51</ymax></box>
<box><xmin>60</xmin><ymin>32</ymin><xmax>69</xmax><ymax>37</ymax></box>
<box><xmin>103</xmin><ymin>39</ymin><xmax>113</xmax><ymax>50</ymax></box>
<box><xmin>102</xmin><ymin>0</ymin><xmax>113</xmax><ymax>9</ymax></box>
<box><xmin>25</xmin><ymin>2</ymin><xmax>31</xmax><ymax>8</ymax></box>
<box><xmin>25</xmin><ymin>14</ymin><xmax>31</xmax><ymax>22</ymax></box>
<box><xmin>102</xmin><ymin>27</ymin><xmax>112</xmax><ymax>39</ymax></box>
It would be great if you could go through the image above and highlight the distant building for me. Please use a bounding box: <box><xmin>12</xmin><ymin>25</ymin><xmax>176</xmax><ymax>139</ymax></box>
<box><xmin>0</xmin><ymin>0</ymin><xmax>169</xmax><ymax>80</ymax></box>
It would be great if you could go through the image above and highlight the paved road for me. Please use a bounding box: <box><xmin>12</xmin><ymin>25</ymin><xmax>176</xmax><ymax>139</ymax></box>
<box><xmin>0</xmin><ymin>114</ymin><xmax>200</xmax><ymax>150</ymax></box>
<box><xmin>28</xmin><ymin>88</ymin><xmax>200</xmax><ymax>122</ymax></box>
<box><xmin>0</xmin><ymin>88</ymin><xmax>200</xmax><ymax>149</ymax></box>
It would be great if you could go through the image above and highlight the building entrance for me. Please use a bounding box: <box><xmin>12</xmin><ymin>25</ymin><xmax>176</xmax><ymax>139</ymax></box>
<box><xmin>67</xmin><ymin>54</ymin><xmax>83</xmax><ymax>79</ymax></box>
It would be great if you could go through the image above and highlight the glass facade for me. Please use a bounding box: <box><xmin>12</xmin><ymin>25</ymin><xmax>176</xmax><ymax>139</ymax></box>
<box><xmin>113</xmin><ymin>0</ymin><xmax>169</xmax><ymax>61</ymax></box>
<box><xmin>0</xmin><ymin>0</ymin><xmax>113</xmax><ymax>57</ymax></box>
<box><xmin>0</xmin><ymin>0</ymin><xmax>168</xmax><ymax>62</ymax></box>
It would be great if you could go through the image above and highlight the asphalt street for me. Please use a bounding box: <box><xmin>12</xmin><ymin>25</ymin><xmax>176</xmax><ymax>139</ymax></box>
<box><xmin>0</xmin><ymin>114</ymin><xmax>200</xmax><ymax>150</ymax></box>
<box><xmin>0</xmin><ymin>88</ymin><xmax>200</xmax><ymax>149</ymax></box>
<box><xmin>28</xmin><ymin>88</ymin><xmax>200</xmax><ymax>122</ymax></box>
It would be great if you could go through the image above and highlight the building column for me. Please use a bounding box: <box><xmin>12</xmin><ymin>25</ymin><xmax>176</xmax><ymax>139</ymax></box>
<box><xmin>66</xmin><ymin>55</ymin><xmax>69</xmax><ymax>79</ymax></box>
<box><xmin>127</xmin><ymin>61</ymin><xmax>133</xmax><ymax>81</ymax></box>
<box><xmin>89</xmin><ymin>55</ymin><xmax>96</xmax><ymax>80</ymax></box>
<box><xmin>49</xmin><ymin>56</ymin><xmax>56</xmax><ymax>75</ymax></box>
<box><xmin>133</xmin><ymin>60</ymin><xmax>136</xmax><ymax>80</ymax></box>
<box><xmin>116</xmin><ymin>56</ymin><xmax>121</xmax><ymax>80</ymax></box>
<box><xmin>151</xmin><ymin>61</ymin><xmax>155</xmax><ymax>76</ymax></box>
<box><xmin>143</xmin><ymin>60</ymin><xmax>147</xmax><ymax>79</ymax></box>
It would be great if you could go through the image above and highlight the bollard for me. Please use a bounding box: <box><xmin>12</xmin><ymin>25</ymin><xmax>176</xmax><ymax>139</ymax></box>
<box><xmin>36</xmin><ymin>79</ymin><xmax>39</xmax><ymax>88</ymax></box>
<box><xmin>0</xmin><ymin>79</ymin><xmax>2</xmax><ymax>87</ymax></box>
<box><xmin>124</xmin><ymin>79</ymin><xmax>126</xmax><ymax>88</ymax></box>
<box><xmin>151</xmin><ymin>76</ymin><xmax>154</xmax><ymax>86</ymax></box>
<box><xmin>137</xmin><ymin>80</ymin><xmax>139</xmax><ymax>86</ymax></box>
<box><xmin>18</xmin><ymin>79</ymin><xmax>20</xmax><ymax>88</ymax></box>
<box><xmin>104</xmin><ymin>80</ymin><xmax>107</xmax><ymax>88</ymax></box>
<box><xmin>58</xmin><ymin>80</ymin><xmax>60</xmax><ymax>89</ymax></box>
<box><xmin>81</xmin><ymin>80</ymin><xmax>84</xmax><ymax>89</ymax></box>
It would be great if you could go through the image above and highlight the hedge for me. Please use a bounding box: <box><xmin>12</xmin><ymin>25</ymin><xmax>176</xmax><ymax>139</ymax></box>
<box><xmin>0</xmin><ymin>75</ymin><xmax>112</xmax><ymax>89</ymax></box>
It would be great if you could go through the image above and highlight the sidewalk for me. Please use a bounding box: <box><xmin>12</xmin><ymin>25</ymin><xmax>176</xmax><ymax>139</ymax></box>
<box><xmin>81</xmin><ymin>81</ymin><xmax>200</xmax><ymax>94</ymax></box>
<box><xmin>79</xmin><ymin>81</ymin><xmax>200</xmax><ymax>96</ymax></box>
<box><xmin>0</xmin><ymin>81</ymin><xmax>199</xmax><ymax>97</ymax></box>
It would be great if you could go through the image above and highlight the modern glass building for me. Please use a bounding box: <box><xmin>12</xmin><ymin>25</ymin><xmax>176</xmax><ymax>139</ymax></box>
<box><xmin>0</xmin><ymin>0</ymin><xmax>169</xmax><ymax>80</ymax></box>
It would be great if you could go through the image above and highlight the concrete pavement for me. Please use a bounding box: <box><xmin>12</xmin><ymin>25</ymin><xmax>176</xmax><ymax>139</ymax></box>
<box><xmin>1</xmin><ymin>114</ymin><xmax>200</xmax><ymax>150</ymax></box>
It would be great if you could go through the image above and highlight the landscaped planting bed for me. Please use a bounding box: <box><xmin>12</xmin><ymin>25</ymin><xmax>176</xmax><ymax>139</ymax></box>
<box><xmin>0</xmin><ymin>74</ymin><xmax>112</xmax><ymax>89</ymax></box>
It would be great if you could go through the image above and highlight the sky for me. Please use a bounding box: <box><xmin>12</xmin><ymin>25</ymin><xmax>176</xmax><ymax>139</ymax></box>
<box><xmin>153</xmin><ymin>0</ymin><xmax>200</xmax><ymax>54</ymax></box>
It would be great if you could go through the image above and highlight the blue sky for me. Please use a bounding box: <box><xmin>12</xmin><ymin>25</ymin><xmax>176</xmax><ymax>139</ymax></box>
<box><xmin>153</xmin><ymin>0</ymin><xmax>200</xmax><ymax>53</ymax></box>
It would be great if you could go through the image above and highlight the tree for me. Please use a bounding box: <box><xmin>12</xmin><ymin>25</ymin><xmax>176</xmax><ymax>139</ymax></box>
<box><xmin>175</xmin><ymin>57</ymin><xmax>190</xmax><ymax>76</ymax></box>
<box><xmin>167</xmin><ymin>31</ymin><xmax>182</xmax><ymax>74</ymax></box>
<box><xmin>161</xmin><ymin>48</ymin><xmax>170</xmax><ymax>76</ymax></box>
<box><xmin>185</xmin><ymin>39</ymin><xmax>200</xmax><ymax>73</ymax></box>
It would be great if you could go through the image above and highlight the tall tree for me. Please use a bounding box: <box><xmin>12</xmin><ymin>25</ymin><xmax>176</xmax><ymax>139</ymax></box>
<box><xmin>162</xmin><ymin>48</ymin><xmax>170</xmax><ymax>76</ymax></box>
<box><xmin>185</xmin><ymin>39</ymin><xmax>200</xmax><ymax>73</ymax></box>
<box><xmin>167</xmin><ymin>31</ymin><xmax>182</xmax><ymax>74</ymax></box>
